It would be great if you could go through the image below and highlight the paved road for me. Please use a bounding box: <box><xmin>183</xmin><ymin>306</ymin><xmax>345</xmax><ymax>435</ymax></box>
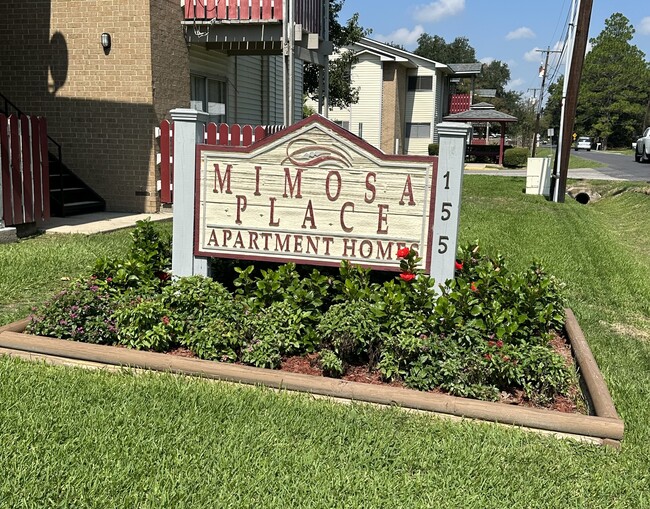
<box><xmin>466</xmin><ymin>150</ymin><xmax>650</xmax><ymax>182</ymax></box>
<box><xmin>573</xmin><ymin>149</ymin><xmax>650</xmax><ymax>181</ymax></box>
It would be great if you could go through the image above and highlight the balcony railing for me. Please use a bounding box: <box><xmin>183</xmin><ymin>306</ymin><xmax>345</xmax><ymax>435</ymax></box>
<box><xmin>184</xmin><ymin>0</ymin><xmax>322</xmax><ymax>37</ymax></box>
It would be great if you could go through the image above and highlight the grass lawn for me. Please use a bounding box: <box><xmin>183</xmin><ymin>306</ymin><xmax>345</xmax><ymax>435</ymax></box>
<box><xmin>535</xmin><ymin>147</ymin><xmax>607</xmax><ymax>169</ymax></box>
<box><xmin>2</xmin><ymin>179</ymin><xmax>650</xmax><ymax>507</ymax></box>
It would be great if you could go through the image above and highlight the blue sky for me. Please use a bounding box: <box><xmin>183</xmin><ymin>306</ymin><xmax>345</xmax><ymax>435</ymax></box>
<box><xmin>340</xmin><ymin>0</ymin><xmax>650</xmax><ymax>98</ymax></box>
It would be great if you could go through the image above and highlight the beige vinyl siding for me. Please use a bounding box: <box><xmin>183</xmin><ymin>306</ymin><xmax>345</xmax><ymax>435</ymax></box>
<box><xmin>233</xmin><ymin>55</ymin><xmax>265</xmax><ymax>125</ymax></box>
<box><xmin>189</xmin><ymin>48</ymin><xmax>298</xmax><ymax>126</ymax></box>
<box><xmin>405</xmin><ymin>68</ymin><xmax>436</xmax><ymax>155</ymax></box>
<box><xmin>294</xmin><ymin>57</ymin><xmax>304</xmax><ymax>124</ymax></box>
<box><xmin>268</xmin><ymin>56</ymin><xmax>284</xmax><ymax>125</ymax></box>
<box><xmin>433</xmin><ymin>72</ymin><xmax>444</xmax><ymax>142</ymax></box>
<box><xmin>188</xmin><ymin>45</ymin><xmax>233</xmax><ymax>121</ymax></box>
<box><xmin>328</xmin><ymin>53</ymin><xmax>382</xmax><ymax>146</ymax></box>
<box><xmin>236</xmin><ymin>55</ymin><xmax>301</xmax><ymax>126</ymax></box>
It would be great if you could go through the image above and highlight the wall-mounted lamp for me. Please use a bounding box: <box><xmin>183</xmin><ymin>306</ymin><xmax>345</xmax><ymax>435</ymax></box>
<box><xmin>101</xmin><ymin>32</ymin><xmax>111</xmax><ymax>52</ymax></box>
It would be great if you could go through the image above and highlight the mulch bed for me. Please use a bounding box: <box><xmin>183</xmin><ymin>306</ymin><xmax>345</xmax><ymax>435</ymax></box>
<box><xmin>169</xmin><ymin>332</ymin><xmax>586</xmax><ymax>415</ymax></box>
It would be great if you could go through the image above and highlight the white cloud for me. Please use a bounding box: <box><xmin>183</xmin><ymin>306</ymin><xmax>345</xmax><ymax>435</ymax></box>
<box><xmin>375</xmin><ymin>25</ymin><xmax>425</xmax><ymax>48</ymax></box>
<box><xmin>508</xmin><ymin>78</ymin><xmax>525</xmax><ymax>89</ymax></box>
<box><xmin>480</xmin><ymin>57</ymin><xmax>494</xmax><ymax>65</ymax></box>
<box><xmin>524</xmin><ymin>47</ymin><xmax>542</xmax><ymax>62</ymax></box>
<box><xmin>506</xmin><ymin>27</ymin><xmax>535</xmax><ymax>40</ymax></box>
<box><xmin>636</xmin><ymin>16</ymin><xmax>650</xmax><ymax>35</ymax></box>
<box><xmin>639</xmin><ymin>17</ymin><xmax>650</xmax><ymax>35</ymax></box>
<box><xmin>413</xmin><ymin>0</ymin><xmax>465</xmax><ymax>23</ymax></box>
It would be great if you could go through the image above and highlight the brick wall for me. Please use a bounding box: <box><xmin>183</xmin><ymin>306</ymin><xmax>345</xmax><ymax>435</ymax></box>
<box><xmin>0</xmin><ymin>0</ymin><xmax>190</xmax><ymax>213</ymax></box>
<box><xmin>150</xmin><ymin>0</ymin><xmax>190</xmax><ymax>122</ymax></box>
<box><xmin>49</xmin><ymin>0</ymin><xmax>157</xmax><ymax>212</ymax></box>
<box><xmin>0</xmin><ymin>0</ymin><xmax>51</xmax><ymax>114</ymax></box>
<box><xmin>380</xmin><ymin>63</ymin><xmax>406</xmax><ymax>155</ymax></box>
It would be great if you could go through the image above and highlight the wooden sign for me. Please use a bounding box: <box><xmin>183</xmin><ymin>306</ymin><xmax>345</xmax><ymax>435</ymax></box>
<box><xmin>195</xmin><ymin>116</ymin><xmax>439</xmax><ymax>271</ymax></box>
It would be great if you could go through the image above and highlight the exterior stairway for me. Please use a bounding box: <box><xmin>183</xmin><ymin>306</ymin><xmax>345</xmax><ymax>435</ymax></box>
<box><xmin>48</xmin><ymin>154</ymin><xmax>105</xmax><ymax>217</ymax></box>
<box><xmin>2</xmin><ymin>92</ymin><xmax>105</xmax><ymax>218</ymax></box>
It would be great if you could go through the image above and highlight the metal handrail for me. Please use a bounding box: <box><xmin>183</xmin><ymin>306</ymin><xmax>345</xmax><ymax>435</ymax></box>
<box><xmin>1</xmin><ymin>91</ymin><xmax>66</xmax><ymax>213</ymax></box>
<box><xmin>1</xmin><ymin>92</ymin><xmax>63</xmax><ymax>165</ymax></box>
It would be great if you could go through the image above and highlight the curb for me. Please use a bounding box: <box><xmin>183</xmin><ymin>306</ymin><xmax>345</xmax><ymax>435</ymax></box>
<box><xmin>0</xmin><ymin>309</ymin><xmax>623</xmax><ymax>447</ymax></box>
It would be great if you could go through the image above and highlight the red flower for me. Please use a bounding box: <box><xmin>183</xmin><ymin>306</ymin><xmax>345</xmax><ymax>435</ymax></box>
<box><xmin>470</xmin><ymin>282</ymin><xmax>478</xmax><ymax>292</ymax></box>
<box><xmin>502</xmin><ymin>355</ymin><xmax>510</xmax><ymax>362</ymax></box>
<box><xmin>156</xmin><ymin>271</ymin><xmax>171</xmax><ymax>281</ymax></box>
<box><xmin>496</xmin><ymin>340</ymin><xmax>504</xmax><ymax>348</ymax></box>
<box><xmin>161</xmin><ymin>316</ymin><xmax>170</xmax><ymax>325</ymax></box>
<box><xmin>484</xmin><ymin>353</ymin><xmax>492</xmax><ymax>360</ymax></box>
<box><xmin>400</xmin><ymin>272</ymin><xmax>416</xmax><ymax>282</ymax></box>
<box><xmin>487</xmin><ymin>340</ymin><xmax>496</xmax><ymax>347</ymax></box>
<box><xmin>397</xmin><ymin>247</ymin><xmax>411</xmax><ymax>259</ymax></box>
<box><xmin>455</xmin><ymin>261</ymin><xmax>463</xmax><ymax>271</ymax></box>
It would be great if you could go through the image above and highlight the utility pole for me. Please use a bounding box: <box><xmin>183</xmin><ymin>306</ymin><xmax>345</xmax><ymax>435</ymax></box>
<box><xmin>527</xmin><ymin>88</ymin><xmax>540</xmax><ymax>148</ymax></box>
<box><xmin>555</xmin><ymin>0</ymin><xmax>593</xmax><ymax>202</ymax></box>
<box><xmin>552</xmin><ymin>0</ymin><xmax>579</xmax><ymax>202</ymax></box>
<box><xmin>531</xmin><ymin>47</ymin><xmax>562</xmax><ymax>157</ymax></box>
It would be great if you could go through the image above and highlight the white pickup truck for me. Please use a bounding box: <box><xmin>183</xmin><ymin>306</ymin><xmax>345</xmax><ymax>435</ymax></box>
<box><xmin>635</xmin><ymin>127</ymin><xmax>650</xmax><ymax>163</ymax></box>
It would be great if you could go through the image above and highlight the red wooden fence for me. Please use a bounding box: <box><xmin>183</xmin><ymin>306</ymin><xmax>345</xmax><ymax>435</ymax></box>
<box><xmin>294</xmin><ymin>0</ymin><xmax>321</xmax><ymax>37</ymax></box>
<box><xmin>0</xmin><ymin>114</ymin><xmax>50</xmax><ymax>227</ymax></box>
<box><xmin>185</xmin><ymin>0</ymin><xmax>283</xmax><ymax>21</ymax></box>
<box><xmin>449</xmin><ymin>94</ymin><xmax>471</xmax><ymax>114</ymax></box>
<box><xmin>157</xmin><ymin>121</ymin><xmax>284</xmax><ymax>204</ymax></box>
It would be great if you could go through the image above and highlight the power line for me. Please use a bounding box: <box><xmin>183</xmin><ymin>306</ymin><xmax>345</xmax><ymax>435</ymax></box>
<box><xmin>554</xmin><ymin>0</ymin><xmax>594</xmax><ymax>202</ymax></box>
<box><xmin>531</xmin><ymin>47</ymin><xmax>563</xmax><ymax>156</ymax></box>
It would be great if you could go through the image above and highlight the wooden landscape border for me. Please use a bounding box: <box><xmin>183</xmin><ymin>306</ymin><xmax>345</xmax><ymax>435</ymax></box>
<box><xmin>0</xmin><ymin>308</ymin><xmax>623</xmax><ymax>448</ymax></box>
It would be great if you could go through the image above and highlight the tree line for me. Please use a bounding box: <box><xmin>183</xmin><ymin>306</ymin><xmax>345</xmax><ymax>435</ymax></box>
<box><xmin>544</xmin><ymin>13</ymin><xmax>650</xmax><ymax>149</ymax></box>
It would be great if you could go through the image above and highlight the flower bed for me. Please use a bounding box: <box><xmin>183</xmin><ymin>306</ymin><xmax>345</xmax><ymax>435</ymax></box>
<box><xmin>25</xmin><ymin>220</ymin><xmax>577</xmax><ymax>407</ymax></box>
<box><xmin>0</xmin><ymin>310</ymin><xmax>623</xmax><ymax>447</ymax></box>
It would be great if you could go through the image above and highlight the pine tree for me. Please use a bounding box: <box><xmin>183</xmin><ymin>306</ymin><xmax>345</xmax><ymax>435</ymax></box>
<box><xmin>576</xmin><ymin>13</ymin><xmax>650</xmax><ymax>148</ymax></box>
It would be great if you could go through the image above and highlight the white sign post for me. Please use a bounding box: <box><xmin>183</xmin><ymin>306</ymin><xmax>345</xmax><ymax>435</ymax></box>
<box><xmin>170</xmin><ymin>108</ymin><xmax>209</xmax><ymax>277</ymax></box>
<box><xmin>429</xmin><ymin>122</ymin><xmax>471</xmax><ymax>286</ymax></box>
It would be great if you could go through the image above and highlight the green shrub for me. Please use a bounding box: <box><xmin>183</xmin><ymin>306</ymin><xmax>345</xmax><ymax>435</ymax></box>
<box><xmin>503</xmin><ymin>147</ymin><xmax>529</xmax><ymax>167</ymax></box>
<box><xmin>377</xmin><ymin>325</ymin><xmax>429</xmax><ymax>382</ymax></box>
<box><xmin>319</xmin><ymin>349</ymin><xmax>344</xmax><ymax>377</ymax></box>
<box><xmin>161</xmin><ymin>276</ymin><xmax>237</xmax><ymax>343</ymax></box>
<box><xmin>129</xmin><ymin>219</ymin><xmax>172</xmax><ymax>273</ymax></box>
<box><xmin>183</xmin><ymin>316</ymin><xmax>242</xmax><ymax>362</ymax></box>
<box><xmin>241</xmin><ymin>300</ymin><xmax>314</xmax><ymax>368</ymax></box>
<box><xmin>234</xmin><ymin>263</ymin><xmax>331</xmax><ymax>323</ymax></box>
<box><xmin>27</xmin><ymin>277</ymin><xmax>120</xmax><ymax>345</ymax></box>
<box><xmin>317</xmin><ymin>300</ymin><xmax>382</xmax><ymax>364</ymax></box>
<box><xmin>30</xmin><ymin>226</ymin><xmax>575</xmax><ymax>404</ymax></box>
<box><xmin>114</xmin><ymin>297</ymin><xmax>178</xmax><ymax>352</ymax></box>
<box><xmin>240</xmin><ymin>337</ymin><xmax>282</xmax><ymax>369</ymax></box>
<box><xmin>92</xmin><ymin>219</ymin><xmax>172</xmax><ymax>290</ymax></box>
<box><xmin>428</xmin><ymin>143</ymin><xmax>439</xmax><ymax>156</ymax></box>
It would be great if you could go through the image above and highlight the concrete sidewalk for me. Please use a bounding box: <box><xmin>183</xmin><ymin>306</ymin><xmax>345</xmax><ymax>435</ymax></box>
<box><xmin>40</xmin><ymin>210</ymin><xmax>173</xmax><ymax>235</ymax></box>
<box><xmin>464</xmin><ymin>165</ymin><xmax>623</xmax><ymax>181</ymax></box>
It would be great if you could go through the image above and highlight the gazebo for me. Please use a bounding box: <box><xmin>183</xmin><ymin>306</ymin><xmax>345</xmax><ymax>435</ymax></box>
<box><xmin>443</xmin><ymin>102</ymin><xmax>518</xmax><ymax>166</ymax></box>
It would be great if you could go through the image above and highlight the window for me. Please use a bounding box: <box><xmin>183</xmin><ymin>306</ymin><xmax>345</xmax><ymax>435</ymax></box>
<box><xmin>407</xmin><ymin>75</ymin><xmax>433</xmax><ymax>91</ymax></box>
<box><xmin>334</xmin><ymin>120</ymin><xmax>350</xmax><ymax>131</ymax></box>
<box><xmin>190</xmin><ymin>74</ymin><xmax>227</xmax><ymax>123</ymax></box>
<box><xmin>406</xmin><ymin>123</ymin><xmax>431</xmax><ymax>139</ymax></box>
